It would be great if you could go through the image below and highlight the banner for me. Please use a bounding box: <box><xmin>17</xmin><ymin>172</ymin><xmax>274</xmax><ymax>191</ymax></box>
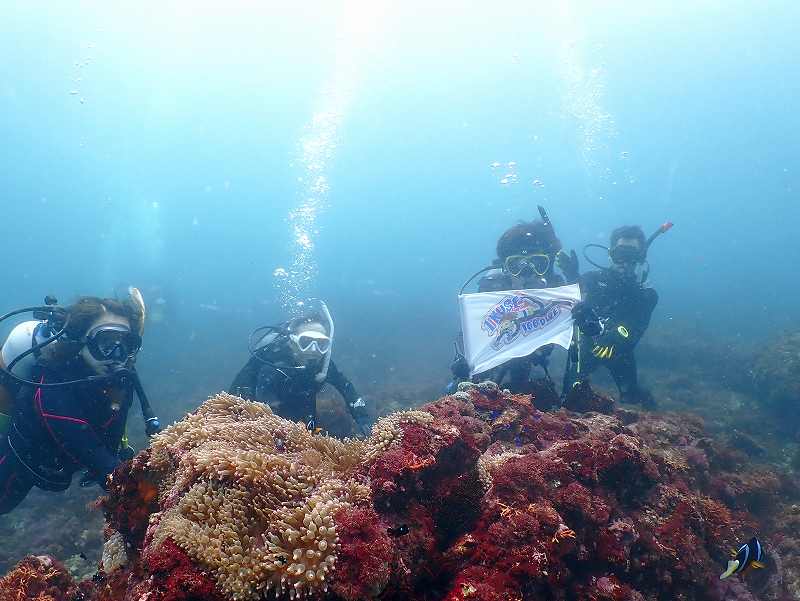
<box><xmin>458</xmin><ymin>284</ymin><xmax>581</xmax><ymax>377</ymax></box>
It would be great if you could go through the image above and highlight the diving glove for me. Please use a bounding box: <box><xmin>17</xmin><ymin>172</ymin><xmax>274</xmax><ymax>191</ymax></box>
<box><xmin>592</xmin><ymin>344</ymin><xmax>615</xmax><ymax>360</ymax></box>
<box><xmin>591</xmin><ymin>325</ymin><xmax>630</xmax><ymax>360</ymax></box>
<box><xmin>557</xmin><ymin>249</ymin><xmax>580</xmax><ymax>282</ymax></box>
<box><xmin>118</xmin><ymin>444</ymin><xmax>136</xmax><ymax>462</ymax></box>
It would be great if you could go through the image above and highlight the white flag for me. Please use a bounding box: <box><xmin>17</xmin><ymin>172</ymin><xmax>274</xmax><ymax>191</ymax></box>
<box><xmin>458</xmin><ymin>284</ymin><xmax>582</xmax><ymax>377</ymax></box>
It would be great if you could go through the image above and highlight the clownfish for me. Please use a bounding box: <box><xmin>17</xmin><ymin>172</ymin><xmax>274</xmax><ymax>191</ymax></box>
<box><xmin>719</xmin><ymin>537</ymin><xmax>766</xmax><ymax>579</ymax></box>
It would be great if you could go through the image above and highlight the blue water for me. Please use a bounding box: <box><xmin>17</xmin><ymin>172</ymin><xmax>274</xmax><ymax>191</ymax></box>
<box><xmin>1</xmin><ymin>2</ymin><xmax>798</xmax><ymax>424</ymax></box>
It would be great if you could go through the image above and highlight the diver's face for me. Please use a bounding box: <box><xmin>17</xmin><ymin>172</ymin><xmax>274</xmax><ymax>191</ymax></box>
<box><xmin>610</xmin><ymin>237</ymin><xmax>643</xmax><ymax>274</ymax></box>
<box><xmin>80</xmin><ymin>313</ymin><xmax>134</xmax><ymax>375</ymax></box>
<box><xmin>288</xmin><ymin>322</ymin><xmax>330</xmax><ymax>368</ymax></box>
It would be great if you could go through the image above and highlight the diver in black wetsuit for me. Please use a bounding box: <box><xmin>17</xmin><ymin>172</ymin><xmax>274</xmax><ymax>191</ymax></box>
<box><xmin>564</xmin><ymin>225</ymin><xmax>665</xmax><ymax>407</ymax></box>
<box><xmin>230</xmin><ymin>301</ymin><xmax>370</xmax><ymax>435</ymax></box>
<box><xmin>0</xmin><ymin>291</ymin><xmax>158</xmax><ymax>515</ymax></box>
<box><xmin>449</xmin><ymin>213</ymin><xmax>584</xmax><ymax>395</ymax></box>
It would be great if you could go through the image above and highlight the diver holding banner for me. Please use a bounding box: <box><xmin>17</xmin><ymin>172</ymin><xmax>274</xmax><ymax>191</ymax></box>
<box><xmin>448</xmin><ymin>206</ymin><xmax>601</xmax><ymax>396</ymax></box>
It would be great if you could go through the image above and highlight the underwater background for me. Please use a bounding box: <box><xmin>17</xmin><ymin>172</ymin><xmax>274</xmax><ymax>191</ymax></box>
<box><xmin>1</xmin><ymin>1</ymin><xmax>799</xmax><ymax>588</ymax></box>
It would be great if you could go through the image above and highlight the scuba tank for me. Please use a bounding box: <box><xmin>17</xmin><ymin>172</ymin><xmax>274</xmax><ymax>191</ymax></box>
<box><xmin>0</xmin><ymin>305</ymin><xmax>63</xmax><ymax>437</ymax></box>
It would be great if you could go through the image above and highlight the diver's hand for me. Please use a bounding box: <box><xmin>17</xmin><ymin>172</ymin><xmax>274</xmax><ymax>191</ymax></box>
<box><xmin>450</xmin><ymin>356</ymin><xmax>470</xmax><ymax>380</ymax></box>
<box><xmin>118</xmin><ymin>445</ymin><xmax>135</xmax><ymax>462</ymax></box>
<box><xmin>591</xmin><ymin>328</ymin><xmax>627</xmax><ymax>361</ymax></box>
<box><xmin>592</xmin><ymin>343</ymin><xmax>615</xmax><ymax>360</ymax></box>
<box><xmin>350</xmin><ymin>397</ymin><xmax>373</xmax><ymax>436</ymax></box>
<box><xmin>572</xmin><ymin>302</ymin><xmax>602</xmax><ymax>337</ymax></box>
<box><xmin>557</xmin><ymin>250</ymin><xmax>580</xmax><ymax>282</ymax></box>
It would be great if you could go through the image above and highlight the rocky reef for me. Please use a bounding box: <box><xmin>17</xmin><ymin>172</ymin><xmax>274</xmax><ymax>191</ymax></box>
<box><xmin>752</xmin><ymin>331</ymin><xmax>800</xmax><ymax>426</ymax></box>
<box><xmin>2</xmin><ymin>384</ymin><xmax>799</xmax><ymax>600</ymax></box>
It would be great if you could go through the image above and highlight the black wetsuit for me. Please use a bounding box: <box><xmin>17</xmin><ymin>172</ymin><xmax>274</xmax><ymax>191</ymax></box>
<box><xmin>230</xmin><ymin>351</ymin><xmax>361</xmax><ymax>425</ymax></box>
<box><xmin>564</xmin><ymin>269</ymin><xmax>658</xmax><ymax>403</ymax></box>
<box><xmin>0</xmin><ymin>363</ymin><xmax>132</xmax><ymax>515</ymax></box>
<box><xmin>449</xmin><ymin>265</ymin><xmax>566</xmax><ymax>394</ymax></box>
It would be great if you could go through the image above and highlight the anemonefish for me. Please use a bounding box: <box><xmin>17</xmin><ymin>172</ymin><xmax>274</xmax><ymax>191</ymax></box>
<box><xmin>719</xmin><ymin>537</ymin><xmax>766</xmax><ymax>579</ymax></box>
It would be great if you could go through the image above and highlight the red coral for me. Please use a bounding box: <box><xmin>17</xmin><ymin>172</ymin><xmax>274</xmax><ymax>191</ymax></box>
<box><xmin>0</xmin><ymin>555</ymin><xmax>89</xmax><ymax>601</ymax></box>
<box><xmin>331</xmin><ymin>505</ymin><xmax>394</xmax><ymax>600</ymax></box>
<box><xmin>121</xmin><ymin>538</ymin><xmax>224</xmax><ymax>601</ymax></box>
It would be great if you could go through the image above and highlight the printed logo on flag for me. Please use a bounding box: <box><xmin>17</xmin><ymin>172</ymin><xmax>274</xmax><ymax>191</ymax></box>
<box><xmin>481</xmin><ymin>294</ymin><xmax>571</xmax><ymax>351</ymax></box>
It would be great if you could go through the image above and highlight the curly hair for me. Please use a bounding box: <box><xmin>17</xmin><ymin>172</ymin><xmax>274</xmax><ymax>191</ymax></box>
<box><xmin>496</xmin><ymin>220</ymin><xmax>562</xmax><ymax>259</ymax></box>
<box><xmin>63</xmin><ymin>296</ymin><xmax>142</xmax><ymax>341</ymax></box>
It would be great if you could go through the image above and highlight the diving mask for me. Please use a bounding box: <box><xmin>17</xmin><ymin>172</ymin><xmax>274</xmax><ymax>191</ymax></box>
<box><xmin>504</xmin><ymin>253</ymin><xmax>551</xmax><ymax>277</ymax></box>
<box><xmin>85</xmin><ymin>324</ymin><xmax>141</xmax><ymax>363</ymax></box>
<box><xmin>289</xmin><ymin>329</ymin><xmax>331</xmax><ymax>354</ymax></box>
<box><xmin>609</xmin><ymin>243</ymin><xmax>644</xmax><ymax>265</ymax></box>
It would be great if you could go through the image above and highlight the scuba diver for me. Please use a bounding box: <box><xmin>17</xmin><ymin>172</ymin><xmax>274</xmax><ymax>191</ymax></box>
<box><xmin>0</xmin><ymin>290</ymin><xmax>160</xmax><ymax>515</ymax></box>
<box><xmin>229</xmin><ymin>300</ymin><xmax>371</xmax><ymax>435</ymax></box>
<box><xmin>563</xmin><ymin>223</ymin><xmax>672</xmax><ymax>407</ymax></box>
<box><xmin>448</xmin><ymin>206</ymin><xmax>595</xmax><ymax>396</ymax></box>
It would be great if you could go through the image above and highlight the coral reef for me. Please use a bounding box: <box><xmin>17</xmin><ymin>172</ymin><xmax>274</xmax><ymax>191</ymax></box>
<box><xmin>0</xmin><ymin>554</ymin><xmax>95</xmax><ymax>601</ymax></box>
<box><xmin>3</xmin><ymin>385</ymin><xmax>800</xmax><ymax>600</ymax></box>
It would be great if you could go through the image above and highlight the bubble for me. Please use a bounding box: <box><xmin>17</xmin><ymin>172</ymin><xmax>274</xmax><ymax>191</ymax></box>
<box><xmin>532</xmin><ymin>179</ymin><xmax>544</xmax><ymax>188</ymax></box>
<box><xmin>69</xmin><ymin>90</ymin><xmax>78</xmax><ymax>95</ymax></box>
<box><xmin>192</xmin><ymin>217</ymin><xmax>199</xmax><ymax>226</ymax></box>
<box><xmin>151</xmin><ymin>201</ymin><xmax>159</xmax><ymax>209</ymax></box>
<box><xmin>620</xmin><ymin>151</ymin><xmax>630</xmax><ymax>159</ymax></box>
<box><xmin>79</xmin><ymin>98</ymin><xmax>85</xmax><ymax>104</ymax></box>
<box><xmin>507</xmin><ymin>161</ymin><xmax>517</xmax><ymax>169</ymax></box>
<box><xmin>273</xmin><ymin>267</ymin><xmax>289</xmax><ymax>278</ymax></box>
<box><xmin>500</xmin><ymin>177</ymin><xmax>510</xmax><ymax>185</ymax></box>
<box><xmin>490</xmin><ymin>162</ymin><xmax>501</xmax><ymax>169</ymax></box>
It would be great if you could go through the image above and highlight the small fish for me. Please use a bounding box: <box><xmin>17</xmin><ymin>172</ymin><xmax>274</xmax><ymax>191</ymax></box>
<box><xmin>720</xmin><ymin>537</ymin><xmax>766</xmax><ymax>579</ymax></box>
<box><xmin>387</xmin><ymin>524</ymin><xmax>410</xmax><ymax>537</ymax></box>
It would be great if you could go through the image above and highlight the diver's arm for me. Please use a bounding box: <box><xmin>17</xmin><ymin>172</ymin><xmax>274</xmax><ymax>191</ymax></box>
<box><xmin>327</xmin><ymin>361</ymin><xmax>371</xmax><ymax>434</ymax></box>
<box><xmin>599</xmin><ymin>288</ymin><xmax>659</xmax><ymax>351</ymax></box>
<box><xmin>229</xmin><ymin>355</ymin><xmax>262</xmax><ymax>400</ymax></box>
<box><xmin>326</xmin><ymin>361</ymin><xmax>360</xmax><ymax>408</ymax></box>
<box><xmin>35</xmin><ymin>385</ymin><xmax>119</xmax><ymax>482</ymax></box>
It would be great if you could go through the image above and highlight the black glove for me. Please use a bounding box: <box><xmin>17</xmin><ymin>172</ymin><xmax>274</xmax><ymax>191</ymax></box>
<box><xmin>572</xmin><ymin>302</ymin><xmax>602</xmax><ymax>337</ymax></box>
<box><xmin>450</xmin><ymin>356</ymin><xmax>470</xmax><ymax>380</ymax></box>
<box><xmin>592</xmin><ymin>323</ymin><xmax>633</xmax><ymax>360</ymax></box>
<box><xmin>118</xmin><ymin>445</ymin><xmax>135</xmax><ymax>462</ymax></box>
<box><xmin>557</xmin><ymin>250</ymin><xmax>580</xmax><ymax>282</ymax></box>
